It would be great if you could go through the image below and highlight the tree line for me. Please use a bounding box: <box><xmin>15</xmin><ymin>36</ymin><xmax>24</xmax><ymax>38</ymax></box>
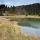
<box><xmin>0</xmin><ymin>3</ymin><xmax>40</xmax><ymax>16</ymax></box>
<box><xmin>0</xmin><ymin>4</ymin><xmax>16</xmax><ymax>16</ymax></box>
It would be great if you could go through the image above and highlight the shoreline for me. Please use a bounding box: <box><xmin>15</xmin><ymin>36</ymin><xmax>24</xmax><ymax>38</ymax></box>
<box><xmin>0</xmin><ymin>17</ymin><xmax>40</xmax><ymax>40</ymax></box>
<box><xmin>0</xmin><ymin>15</ymin><xmax>40</xmax><ymax>19</ymax></box>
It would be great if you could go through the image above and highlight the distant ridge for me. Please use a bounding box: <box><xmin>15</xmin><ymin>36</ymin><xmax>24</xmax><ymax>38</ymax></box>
<box><xmin>16</xmin><ymin>3</ymin><xmax>40</xmax><ymax>15</ymax></box>
<box><xmin>0</xmin><ymin>3</ymin><xmax>40</xmax><ymax>16</ymax></box>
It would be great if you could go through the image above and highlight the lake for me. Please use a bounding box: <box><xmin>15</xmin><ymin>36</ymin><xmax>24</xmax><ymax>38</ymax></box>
<box><xmin>17</xmin><ymin>18</ymin><xmax>40</xmax><ymax>36</ymax></box>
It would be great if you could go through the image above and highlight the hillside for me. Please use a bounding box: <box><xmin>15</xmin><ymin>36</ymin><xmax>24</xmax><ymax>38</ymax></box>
<box><xmin>16</xmin><ymin>3</ymin><xmax>40</xmax><ymax>15</ymax></box>
<box><xmin>0</xmin><ymin>3</ymin><xmax>40</xmax><ymax>16</ymax></box>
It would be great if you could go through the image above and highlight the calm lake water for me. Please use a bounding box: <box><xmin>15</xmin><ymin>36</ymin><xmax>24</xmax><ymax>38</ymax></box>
<box><xmin>18</xmin><ymin>18</ymin><xmax>40</xmax><ymax>36</ymax></box>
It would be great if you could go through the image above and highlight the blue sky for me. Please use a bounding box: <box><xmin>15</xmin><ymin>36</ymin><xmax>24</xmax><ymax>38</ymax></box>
<box><xmin>0</xmin><ymin>0</ymin><xmax>40</xmax><ymax>6</ymax></box>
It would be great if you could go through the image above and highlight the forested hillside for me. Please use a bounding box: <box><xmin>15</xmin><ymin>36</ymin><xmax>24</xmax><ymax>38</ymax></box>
<box><xmin>0</xmin><ymin>3</ymin><xmax>40</xmax><ymax>16</ymax></box>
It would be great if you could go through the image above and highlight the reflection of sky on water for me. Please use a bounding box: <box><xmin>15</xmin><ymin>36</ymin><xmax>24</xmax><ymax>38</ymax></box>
<box><xmin>18</xmin><ymin>19</ymin><xmax>40</xmax><ymax>36</ymax></box>
<box><xmin>21</xmin><ymin>26</ymin><xmax>40</xmax><ymax>35</ymax></box>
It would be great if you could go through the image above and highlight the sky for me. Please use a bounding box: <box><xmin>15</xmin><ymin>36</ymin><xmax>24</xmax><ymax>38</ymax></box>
<box><xmin>0</xmin><ymin>0</ymin><xmax>40</xmax><ymax>6</ymax></box>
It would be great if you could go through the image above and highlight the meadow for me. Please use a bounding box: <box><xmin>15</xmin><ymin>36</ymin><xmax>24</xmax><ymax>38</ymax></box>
<box><xmin>0</xmin><ymin>16</ymin><xmax>40</xmax><ymax>40</ymax></box>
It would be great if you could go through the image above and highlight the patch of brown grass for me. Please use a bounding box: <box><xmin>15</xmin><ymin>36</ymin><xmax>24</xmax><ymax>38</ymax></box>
<box><xmin>0</xmin><ymin>16</ymin><xmax>40</xmax><ymax>40</ymax></box>
<box><xmin>0</xmin><ymin>23</ymin><xmax>39</xmax><ymax>40</ymax></box>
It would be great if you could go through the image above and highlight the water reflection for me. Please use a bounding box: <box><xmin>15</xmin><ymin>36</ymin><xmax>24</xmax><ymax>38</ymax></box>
<box><xmin>17</xmin><ymin>18</ymin><xmax>40</xmax><ymax>35</ymax></box>
<box><xmin>18</xmin><ymin>18</ymin><xmax>40</xmax><ymax>28</ymax></box>
<box><xmin>21</xmin><ymin>26</ymin><xmax>40</xmax><ymax>36</ymax></box>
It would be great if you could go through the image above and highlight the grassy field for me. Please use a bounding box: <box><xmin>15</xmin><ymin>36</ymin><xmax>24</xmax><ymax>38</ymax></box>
<box><xmin>0</xmin><ymin>16</ymin><xmax>40</xmax><ymax>40</ymax></box>
<box><xmin>0</xmin><ymin>22</ymin><xmax>40</xmax><ymax>40</ymax></box>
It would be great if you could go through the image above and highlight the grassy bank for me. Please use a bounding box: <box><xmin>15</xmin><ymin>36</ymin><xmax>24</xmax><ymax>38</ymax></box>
<box><xmin>0</xmin><ymin>23</ymin><xmax>40</xmax><ymax>40</ymax></box>
<box><xmin>0</xmin><ymin>16</ymin><xmax>40</xmax><ymax>40</ymax></box>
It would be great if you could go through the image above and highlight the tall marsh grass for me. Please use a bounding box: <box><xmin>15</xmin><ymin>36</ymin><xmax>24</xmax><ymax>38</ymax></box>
<box><xmin>0</xmin><ymin>16</ymin><xmax>40</xmax><ymax>40</ymax></box>
<box><xmin>0</xmin><ymin>23</ymin><xmax>39</xmax><ymax>40</ymax></box>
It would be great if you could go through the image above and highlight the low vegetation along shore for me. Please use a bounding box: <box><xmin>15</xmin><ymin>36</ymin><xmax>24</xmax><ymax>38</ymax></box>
<box><xmin>0</xmin><ymin>16</ymin><xmax>40</xmax><ymax>40</ymax></box>
<box><xmin>1</xmin><ymin>15</ymin><xmax>40</xmax><ymax>19</ymax></box>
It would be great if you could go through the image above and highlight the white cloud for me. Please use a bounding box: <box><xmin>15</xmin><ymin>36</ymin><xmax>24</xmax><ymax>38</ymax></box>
<box><xmin>0</xmin><ymin>0</ymin><xmax>40</xmax><ymax>6</ymax></box>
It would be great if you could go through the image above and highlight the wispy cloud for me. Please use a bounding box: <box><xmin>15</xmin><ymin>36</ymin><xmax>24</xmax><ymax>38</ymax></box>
<box><xmin>0</xmin><ymin>0</ymin><xmax>40</xmax><ymax>6</ymax></box>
